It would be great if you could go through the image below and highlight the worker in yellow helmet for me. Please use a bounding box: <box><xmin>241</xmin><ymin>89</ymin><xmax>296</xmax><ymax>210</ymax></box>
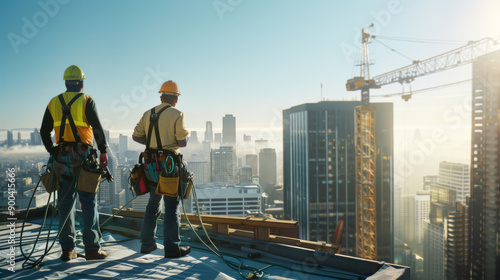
<box><xmin>40</xmin><ymin>65</ymin><xmax>109</xmax><ymax>261</ymax></box>
<box><xmin>132</xmin><ymin>80</ymin><xmax>190</xmax><ymax>258</ymax></box>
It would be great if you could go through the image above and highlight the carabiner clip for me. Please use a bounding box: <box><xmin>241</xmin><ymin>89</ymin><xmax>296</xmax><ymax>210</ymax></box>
<box><xmin>165</xmin><ymin>155</ymin><xmax>175</xmax><ymax>174</ymax></box>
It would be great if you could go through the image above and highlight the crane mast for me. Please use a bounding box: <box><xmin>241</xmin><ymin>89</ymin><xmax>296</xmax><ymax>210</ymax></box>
<box><xmin>346</xmin><ymin>24</ymin><xmax>380</xmax><ymax>260</ymax></box>
<box><xmin>345</xmin><ymin>31</ymin><xmax>497</xmax><ymax>261</ymax></box>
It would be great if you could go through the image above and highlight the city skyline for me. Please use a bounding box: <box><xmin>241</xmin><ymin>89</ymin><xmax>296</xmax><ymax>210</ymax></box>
<box><xmin>2</xmin><ymin>2</ymin><xmax>499</xmax><ymax>189</ymax></box>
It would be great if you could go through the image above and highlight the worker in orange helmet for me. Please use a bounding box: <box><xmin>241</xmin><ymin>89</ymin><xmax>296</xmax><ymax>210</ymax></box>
<box><xmin>132</xmin><ymin>80</ymin><xmax>190</xmax><ymax>258</ymax></box>
<box><xmin>40</xmin><ymin>65</ymin><xmax>109</xmax><ymax>261</ymax></box>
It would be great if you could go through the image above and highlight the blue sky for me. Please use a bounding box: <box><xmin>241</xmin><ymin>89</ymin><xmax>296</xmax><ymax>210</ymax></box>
<box><xmin>1</xmin><ymin>0</ymin><xmax>500</xmax><ymax>190</ymax></box>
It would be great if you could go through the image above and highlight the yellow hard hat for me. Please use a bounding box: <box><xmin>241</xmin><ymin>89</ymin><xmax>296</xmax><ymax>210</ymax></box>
<box><xmin>159</xmin><ymin>80</ymin><xmax>180</xmax><ymax>96</ymax></box>
<box><xmin>63</xmin><ymin>65</ymin><xmax>85</xmax><ymax>80</ymax></box>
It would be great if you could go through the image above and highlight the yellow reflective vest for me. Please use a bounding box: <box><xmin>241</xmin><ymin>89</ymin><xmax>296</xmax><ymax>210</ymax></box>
<box><xmin>48</xmin><ymin>92</ymin><xmax>93</xmax><ymax>146</ymax></box>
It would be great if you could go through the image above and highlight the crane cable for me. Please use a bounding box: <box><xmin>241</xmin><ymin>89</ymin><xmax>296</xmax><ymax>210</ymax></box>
<box><xmin>372</xmin><ymin>37</ymin><xmax>415</xmax><ymax>62</ymax></box>
<box><xmin>374</xmin><ymin>36</ymin><xmax>468</xmax><ymax>45</ymax></box>
<box><xmin>371</xmin><ymin>79</ymin><xmax>471</xmax><ymax>98</ymax></box>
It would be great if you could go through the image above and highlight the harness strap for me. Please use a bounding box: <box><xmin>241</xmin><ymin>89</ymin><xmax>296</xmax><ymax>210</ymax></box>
<box><xmin>146</xmin><ymin>105</ymin><xmax>171</xmax><ymax>150</ymax></box>
<box><xmin>58</xmin><ymin>93</ymin><xmax>83</xmax><ymax>144</ymax></box>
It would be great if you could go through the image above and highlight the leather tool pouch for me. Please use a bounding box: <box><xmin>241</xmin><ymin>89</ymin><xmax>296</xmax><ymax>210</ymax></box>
<box><xmin>156</xmin><ymin>171</ymin><xmax>180</xmax><ymax>197</ymax></box>
<box><xmin>77</xmin><ymin>164</ymin><xmax>101</xmax><ymax>193</ymax></box>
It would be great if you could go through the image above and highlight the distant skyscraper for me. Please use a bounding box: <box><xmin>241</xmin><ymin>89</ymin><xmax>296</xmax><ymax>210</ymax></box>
<box><xmin>469</xmin><ymin>50</ymin><xmax>500</xmax><ymax>280</ymax></box>
<box><xmin>423</xmin><ymin>175</ymin><xmax>438</xmax><ymax>191</ymax></box>
<box><xmin>17</xmin><ymin>132</ymin><xmax>21</xmax><ymax>143</ymax></box>
<box><xmin>414</xmin><ymin>190</ymin><xmax>430</xmax><ymax>244</ymax></box>
<box><xmin>400</xmin><ymin>194</ymin><xmax>416</xmax><ymax>243</ymax></box>
<box><xmin>423</xmin><ymin>221</ymin><xmax>445</xmax><ymax>280</ymax></box>
<box><xmin>190</xmin><ymin>131</ymin><xmax>199</xmax><ymax>143</ymax></box>
<box><xmin>393</xmin><ymin>185</ymin><xmax>403</xmax><ymax>241</ymax></box>
<box><xmin>214</xmin><ymin>133</ymin><xmax>222</xmax><ymax>143</ymax></box>
<box><xmin>187</xmin><ymin>160</ymin><xmax>210</xmax><ymax>185</ymax></box>
<box><xmin>119</xmin><ymin>134</ymin><xmax>128</xmax><ymax>157</ymax></box>
<box><xmin>202</xmin><ymin>141</ymin><xmax>211</xmax><ymax>161</ymax></box>
<box><xmin>205</xmin><ymin>121</ymin><xmax>213</xmax><ymax>142</ymax></box>
<box><xmin>245</xmin><ymin>154</ymin><xmax>258</xmax><ymax>176</ymax></box>
<box><xmin>243</xmin><ymin>134</ymin><xmax>251</xmax><ymax>142</ymax></box>
<box><xmin>222</xmin><ymin>114</ymin><xmax>236</xmax><ymax>145</ymax></box>
<box><xmin>30</xmin><ymin>128</ymin><xmax>42</xmax><ymax>146</ymax></box>
<box><xmin>211</xmin><ymin>146</ymin><xmax>234</xmax><ymax>184</ymax></box>
<box><xmin>424</xmin><ymin>161</ymin><xmax>469</xmax><ymax>280</ymax></box>
<box><xmin>446</xmin><ymin>200</ymin><xmax>469</xmax><ymax>280</ymax></box>
<box><xmin>7</xmin><ymin>130</ymin><xmax>14</xmax><ymax>147</ymax></box>
<box><xmin>259</xmin><ymin>148</ymin><xmax>277</xmax><ymax>201</ymax></box>
<box><xmin>283</xmin><ymin>101</ymin><xmax>394</xmax><ymax>262</ymax></box>
<box><xmin>438</xmin><ymin>162</ymin><xmax>469</xmax><ymax>203</ymax></box>
<box><xmin>238</xmin><ymin>166</ymin><xmax>253</xmax><ymax>184</ymax></box>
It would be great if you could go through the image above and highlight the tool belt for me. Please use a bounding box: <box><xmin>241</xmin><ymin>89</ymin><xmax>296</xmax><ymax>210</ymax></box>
<box><xmin>129</xmin><ymin>104</ymin><xmax>194</xmax><ymax>198</ymax></box>
<box><xmin>51</xmin><ymin>143</ymin><xmax>101</xmax><ymax>194</ymax></box>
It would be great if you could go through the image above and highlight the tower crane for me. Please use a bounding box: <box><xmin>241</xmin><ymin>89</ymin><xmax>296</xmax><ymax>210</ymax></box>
<box><xmin>345</xmin><ymin>27</ymin><xmax>497</xmax><ymax>261</ymax></box>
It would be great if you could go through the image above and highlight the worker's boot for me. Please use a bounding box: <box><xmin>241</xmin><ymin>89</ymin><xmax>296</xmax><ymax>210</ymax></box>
<box><xmin>85</xmin><ymin>249</ymin><xmax>108</xmax><ymax>260</ymax></box>
<box><xmin>61</xmin><ymin>249</ymin><xmax>77</xmax><ymax>261</ymax></box>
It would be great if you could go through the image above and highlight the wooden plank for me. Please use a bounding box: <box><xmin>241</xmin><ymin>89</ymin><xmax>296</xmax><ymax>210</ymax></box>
<box><xmin>182</xmin><ymin>213</ymin><xmax>298</xmax><ymax>228</ymax></box>
<box><xmin>254</xmin><ymin>227</ymin><xmax>270</xmax><ymax>241</ymax></box>
<box><xmin>212</xmin><ymin>223</ymin><xmax>229</xmax><ymax>235</ymax></box>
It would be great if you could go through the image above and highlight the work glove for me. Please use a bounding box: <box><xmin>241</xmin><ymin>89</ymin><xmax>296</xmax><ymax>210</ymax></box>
<box><xmin>99</xmin><ymin>153</ymin><xmax>108</xmax><ymax>168</ymax></box>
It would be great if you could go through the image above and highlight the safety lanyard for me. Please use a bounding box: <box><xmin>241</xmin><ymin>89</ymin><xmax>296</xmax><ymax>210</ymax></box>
<box><xmin>58</xmin><ymin>93</ymin><xmax>83</xmax><ymax>144</ymax></box>
<box><xmin>145</xmin><ymin>105</ymin><xmax>171</xmax><ymax>151</ymax></box>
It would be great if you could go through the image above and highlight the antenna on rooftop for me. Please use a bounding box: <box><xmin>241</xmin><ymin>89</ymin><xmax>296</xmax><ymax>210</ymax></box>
<box><xmin>321</xmin><ymin>83</ymin><xmax>323</xmax><ymax>101</ymax></box>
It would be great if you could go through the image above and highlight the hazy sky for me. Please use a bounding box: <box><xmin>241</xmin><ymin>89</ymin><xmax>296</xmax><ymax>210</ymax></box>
<box><xmin>1</xmin><ymin>0</ymin><xmax>499</xmax><ymax>191</ymax></box>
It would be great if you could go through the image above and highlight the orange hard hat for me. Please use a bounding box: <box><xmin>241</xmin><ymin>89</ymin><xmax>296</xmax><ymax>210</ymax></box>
<box><xmin>159</xmin><ymin>80</ymin><xmax>180</xmax><ymax>96</ymax></box>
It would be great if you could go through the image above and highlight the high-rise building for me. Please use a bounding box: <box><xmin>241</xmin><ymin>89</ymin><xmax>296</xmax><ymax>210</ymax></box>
<box><xmin>222</xmin><ymin>114</ymin><xmax>236</xmax><ymax>145</ymax></box>
<box><xmin>259</xmin><ymin>148</ymin><xmax>277</xmax><ymax>201</ymax></box>
<box><xmin>393</xmin><ymin>185</ymin><xmax>403</xmax><ymax>241</ymax></box>
<box><xmin>424</xmin><ymin>161</ymin><xmax>469</xmax><ymax>280</ymax></box>
<box><xmin>243</xmin><ymin>134</ymin><xmax>251</xmax><ymax>142</ymax></box>
<box><xmin>30</xmin><ymin>128</ymin><xmax>42</xmax><ymax>146</ymax></box>
<box><xmin>7</xmin><ymin>130</ymin><xmax>14</xmax><ymax>147</ymax></box>
<box><xmin>190</xmin><ymin>131</ymin><xmax>199</xmax><ymax>143</ymax></box>
<box><xmin>245</xmin><ymin>154</ymin><xmax>258</xmax><ymax>176</ymax></box>
<box><xmin>414</xmin><ymin>190</ymin><xmax>430</xmax><ymax>244</ymax></box>
<box><xmin>401</xmin><ymin>194</ymin><xmax>416</xmax><ymax>243</ymax></box>
<box><xmin>438</xmin><ymin>162</ymin><xmax>469</xmax><ymax>203</ymax></box>
<box><xmin>211</xmin><ymin>146</ymin><xmax>234</xmax><ymax>184</ymax></box>
<box><xmin>423</xmin><ymin>221</ymin><xmax>445</xmax><ymax>280</ymax></box>
<box><xmin>188</xmin><ymin>160</ymin><xmax>210</xmax><ymax>185</ymax></box>
<box><xmin>119</xmin><ymin>134</ymin><xmax>128</xmax><ymax>157</ymax></box>
<box><xmin>17</xmin><ymin>132</ymin><xmax>21</xmax><ymax>144</ymax></box>
<box><xmin>283</xmin><ymin>101</ymin><xmax>393</xmax><ymax>261</ymax></box>
<box><xmin>423</xmin><ymin>175</ymin><xmax>438</xmax><ymax>191</ymax></box>
<box><xmin>205</xmin><ymin>121</ymin><xmax>213</xmax><ymax>142</ymax></box>
<box><xmin>238</xmin><ymin>166</ymin><xmax>253</xmax><ymax>184</ymax></box>
<box><xmin>214</xmin><ymin>133</ymin><xmax>222</xmax><ymax>143</ymax></box>
<box><xmin>469</xmin><ymin>50</ymin><xmax>500</xmax><ymax>280</ymax></box>
<box><xmin>446</xmin><ymin>200</ymin><xmax>469</xmax><ymax>280</ymax></box>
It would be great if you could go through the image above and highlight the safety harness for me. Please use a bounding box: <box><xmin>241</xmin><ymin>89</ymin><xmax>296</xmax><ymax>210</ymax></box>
<box><xmin>58</xmin><ymin>93</ymin><xmax>83</xmax><ymax>144</ymax></box>
<box><xmin>142</xmin><ymin>105</ymin><xmax>183</xmax><ymax>185</ymax></box>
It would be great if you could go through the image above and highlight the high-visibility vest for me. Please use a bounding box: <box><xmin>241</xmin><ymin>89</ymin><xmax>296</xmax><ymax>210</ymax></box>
<box><xmin>48</xmin><ymin>92</ymin><xmax>93</xmax><ymax>146</ymax></box>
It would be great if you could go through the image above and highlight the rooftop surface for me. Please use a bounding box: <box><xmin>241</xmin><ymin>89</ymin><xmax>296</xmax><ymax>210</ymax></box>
<box><xmin>0</xmin><ymin>210</ymin><xmax>409</xmax><ymax>280</ymax></box>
